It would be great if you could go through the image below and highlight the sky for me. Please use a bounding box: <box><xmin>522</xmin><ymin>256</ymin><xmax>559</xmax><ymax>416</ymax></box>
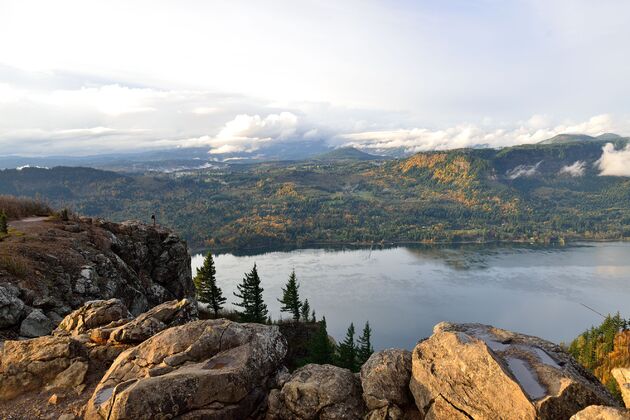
<box><xmin>1</xmin><ymin>0</ymin><xmax>630</xmax><ymax>156</ymax></box>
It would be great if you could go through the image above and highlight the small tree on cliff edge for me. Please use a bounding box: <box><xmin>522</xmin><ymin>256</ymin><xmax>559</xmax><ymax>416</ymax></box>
<box><xmin>357</xmin><ymin>321</ymin><xmax>374</xmax><ymax>365</ymax></box>
<box><xmin>0</xmin><ymin>211</ymin><xmax>7</xmax><ymax>234</ymax></box>
<box><xmin>336</xmin><ymin>322</ymin><xmax>357</xmax><ymax>371</ymax></box>
<box><xmin>308</xmin><ymin>316</ymin><xmax>334</xmax><ymax>364</ymax></box>
<box><xmin>233</xmin><ymin>263</ymin><xmax>268</xmax><ymax>323</ymax></box>
<box><xmin>301</xmin><ymin>298</ymin><xmax>311</xmax><ymax>322</ymax></box>
<box><xmin>279</xmin><ymin>269</ymin><xmax>302</xmax><ymax>321</ymax></box>
<box><xmin>193</xmin><ymin>252</ymin><xmax>226</xmax><ymax>317</ymax></box>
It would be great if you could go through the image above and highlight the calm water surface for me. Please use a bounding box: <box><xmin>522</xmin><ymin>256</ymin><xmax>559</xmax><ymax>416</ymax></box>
<box><xmin>191</xmin><ymin>243</ymin><xmax>630</xmax><ymax>350</ymax></box>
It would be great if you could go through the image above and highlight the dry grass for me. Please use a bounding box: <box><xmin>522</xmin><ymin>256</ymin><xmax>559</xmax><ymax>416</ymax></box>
<box><xmin>0</xmin><ymin>254</ymin><xmax>29</xmax><ymax>277</ymax></box>
<box><xmin>0</xmin><ymin>195</ymin><xmax>52</xmax><ymax>219</ymax></box>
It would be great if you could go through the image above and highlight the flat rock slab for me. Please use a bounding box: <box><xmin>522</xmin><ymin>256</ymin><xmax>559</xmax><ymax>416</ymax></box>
<box><xmin>410</xmin><ymin>322</ymin><xmax>620</xmax><ymax>420</ymax></box>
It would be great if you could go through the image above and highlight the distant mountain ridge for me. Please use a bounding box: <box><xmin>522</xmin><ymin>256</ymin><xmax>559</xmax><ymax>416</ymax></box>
<box><xmin>314</xmin><ymin>147</ymin><xmax>391</xmax><ymax>161</ymax></box>
<box><xmin>538</xmin><ymin>132</ymin><xmax>624</xmax><ymax>145</ymax></box>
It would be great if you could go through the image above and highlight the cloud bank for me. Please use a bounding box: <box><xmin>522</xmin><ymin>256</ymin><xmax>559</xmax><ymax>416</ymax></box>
<box><xmin>597</xmin><ymin>143</ymin><xmax>630</xmax><ymax>177</ymax></box>
<box><xmin>0</xmin><ymin>66</ymin><xmax>629</xmax><ymax>157</ymax></box>
<box><xmin>559</xmin><ymin>161</ymin><xmax>586</xmax><ymax>177</ymax></box>
<box><xmin>506</xmin><ymin>161</ymin><xmax>543</xmax><ymax>180</ymax></box>
<box><xmin>339</xmin><ymin>115</ymin><xmax>623</xmax><ymax>154</ymax></box>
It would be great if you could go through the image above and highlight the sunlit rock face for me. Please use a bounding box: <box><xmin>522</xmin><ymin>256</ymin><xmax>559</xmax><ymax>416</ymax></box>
<box><xmin>85</xmin><ymin>319</ymin><xmax>287</xmax><ymax>419</ymax></box>
<box><xmin>410</xmin><ymin>322</ymin><xmax>620</xmax><ymax>420</ymax></box>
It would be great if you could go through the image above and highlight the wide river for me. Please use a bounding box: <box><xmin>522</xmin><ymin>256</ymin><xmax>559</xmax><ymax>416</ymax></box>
<box><xmin>191</xmin><ymin>242</ymin><xmax>630</xmax><ymax>350</ymax></box>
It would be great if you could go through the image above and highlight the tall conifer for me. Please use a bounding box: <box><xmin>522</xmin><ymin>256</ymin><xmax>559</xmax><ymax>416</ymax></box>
<box><xmin>336</xmin><ymin>322</ymin><xmax>357</xmax><ymax>371</ymax></box>
<box><xmin>193</xmin><ymin>252</ymin><xmax>226</xmax><ymax>317</ymax></box>
<box><xmin>301</xmin><ymin>298</ymin><xmax>311</xmax><ymax>322</ymax></box>
<box><xmin>278</xmin><ymin>269</ymin><xmax>302</xmax><ymax>321</ymax></box>
<box><xmin>233</xmin><ymin>263</ymin><xmax>268</xmax><ymax>323</ymax></box>
<box><xmin>357</xmin><ymin>321</ymin><xmax>374</xmax><ymax>365</ymax></box>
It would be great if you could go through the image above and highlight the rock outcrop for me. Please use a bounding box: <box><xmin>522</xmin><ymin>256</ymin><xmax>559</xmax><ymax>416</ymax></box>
<box><xmin>410</xmin><ymin>322</ymin><xmax>620</xmax><ymax>420</ymax></box>
<box><xmin>85</xmin><ymin>319</ymin><xmax>287</xmax><ymax>419</ymax></box>
<box><xmin>361</xmin><ymin>349</ymin><xmax>421</xmax><ymax>420</ymax></box>
<box><xmin>0</xmin><ymin>217</ymin><xmax>194</xmax><ymax>337</ymax></box>
<box><xmin>55</xmin><ymin>299</ymin><xmax>132</xmax><ymax>336</ymax></box>
<box><xmin>106</xmin><ymin>298</ymin><xmax>197</xmax><ymax>344</ymax></box>
<box><xmin>570</xmin><ymin>405</ymin><xmax>630</xmax><ymax>420</ymax></box>
<box><xmin>0</xmin><ymin>335</ymin><xmax>89</xmax><ymax>400</ymax></box>
<box><xmin>266</xmin><ymin>363</ymin><xmax>367</xmax><ymax>419</ymax></box>
<box><xmin>613</xmin><ymin>368</ymin><xmax>630</xmax><ymax>409</ymax></box>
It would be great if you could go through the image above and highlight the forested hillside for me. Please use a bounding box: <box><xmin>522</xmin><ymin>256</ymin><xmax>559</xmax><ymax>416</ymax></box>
<box><xmin>1</xmin><ymin>139</ymin><xmax>629</xmax><ymax>250</ymax></box>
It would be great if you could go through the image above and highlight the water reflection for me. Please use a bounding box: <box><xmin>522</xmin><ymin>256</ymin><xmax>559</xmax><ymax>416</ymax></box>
<box><xmin>191</xmin><ymin>242</ymin><xmax>630</xmax><ymax>350</ymax></box>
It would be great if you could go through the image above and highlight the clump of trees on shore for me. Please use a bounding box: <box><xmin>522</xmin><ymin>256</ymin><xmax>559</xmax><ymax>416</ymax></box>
<box><xmin>193</xmin><ymin>252</ymin><xmax>374</xmax><ymax>371</ymax></box>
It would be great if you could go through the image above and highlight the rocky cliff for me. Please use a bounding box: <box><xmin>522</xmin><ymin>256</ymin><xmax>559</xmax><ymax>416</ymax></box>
<box><xmin>1</xmin><ymin>296</ymin><xmax>628</xmax><ymax>419</ymax></box>
<box><xmin>0</xmin><ymin>216</ymin><xmax>195</xmax><ymax>339</ymax></box>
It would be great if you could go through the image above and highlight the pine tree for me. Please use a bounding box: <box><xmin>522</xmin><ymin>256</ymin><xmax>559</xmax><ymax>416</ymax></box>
<box><xmin>0</xmin><ymin>211</ymin><xmax>7</xmax><ymax>235</ymax></box>
<box><xmin>233</xmin><ymin>263</ymin><xmax>268</xmax><ymax>323</ymax></box>
<box><xmin>311</xmin><ymin>310</ymin><xmax>316</xmax><ymax>323</ymax></box>
<box><xmin>278</xmin><ymin>270</ymin><xmax>302</xmax><ymax>321</ymax></box>
<box><xmin>301</xmin><ymin>298</ymin><xmax>311</xmax><ymax>322</ymax></box>
<box><xmin>336</xmin><ymin>322</ymin><xmax>357</xmax><ymax>371</ymax></box>
<box><xmin>308</xmin><ymin>316</ymin><xmax>334</xmax><ymax>364</ymax></box>
<box><xmin>357</xmin><ymin>321</ymin><xmax>374</xmax><ymax>366</ymax></box>
<box><xmin>193</xmin><ymin>252</ymin><xmax>226</xmax><ymax>317</ymax></box>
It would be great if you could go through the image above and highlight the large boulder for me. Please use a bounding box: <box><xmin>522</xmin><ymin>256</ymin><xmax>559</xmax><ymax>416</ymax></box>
<box><xmin>410</xmin><ymin>322</ymin><xmax>620</xmax><ymax>420</ymax></box>
<box><xmin>107</xmin><ymin>298</ymin><xmax>197</xmax><ymax>344</ymax></box>
<box><xmin>570</xmin><ymin>405</ymin><xmax>630</xmax><ymax>419</ymax></box>
<box><xmin>54</xmin><ymin>298</ymin><xmax>131</xmax><ymax>336</ymax></box>
<box><xmin>612</xmin><ymin>368</ymin><xmax>630</xmax><ymax>409</ymax></box>
<box><xmin>85</xmin><ymin>319</ymin><xmax>287</xmax><ymax>419</ymax></box>
<box><xmin>0</xmin><ymin>284</ymin><xmax>25</xmax><ymax>328</ymax></box>
<box><xmin>0</xmin><ymin>336</ymin><xmax>88</xmax><ymax>400</ymax></box>
<box><xmin>361</xmin><ymin>349</ymin><xmax>420</xmax><ymax>420</ymax></box>
<box><xmin>266</xmin><ymin>364</ymin><xmax>367</xmax><ymax>419</ymax></box>
<box><xmin>19</xmin><ymin>308</ymin><xmax>55</xmax><ymax>337</ymax></box>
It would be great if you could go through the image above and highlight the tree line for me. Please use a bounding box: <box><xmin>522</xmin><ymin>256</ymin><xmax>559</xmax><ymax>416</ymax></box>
<box><xmin>193</xmin><ymin>252</ymin><xmax>373</xmax><ymax>371</ymax></box>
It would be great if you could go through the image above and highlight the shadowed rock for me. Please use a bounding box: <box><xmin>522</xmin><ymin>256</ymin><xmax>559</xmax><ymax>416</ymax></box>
<box><xmin>266</xmin><ymin>363</ymin><xmax>366</xmax><ymax>420</ymax></box>
<box><xmin>361</xmin><ymin>349</ymin><xmax>421</xmax><ymax>419</ymax></box>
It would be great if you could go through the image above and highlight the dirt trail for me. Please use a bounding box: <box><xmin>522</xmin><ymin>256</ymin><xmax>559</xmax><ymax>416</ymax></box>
<box><xmin>8</xmin><ymin>216</ymin><xmax>50</xmax><ymax>231</ymax></box>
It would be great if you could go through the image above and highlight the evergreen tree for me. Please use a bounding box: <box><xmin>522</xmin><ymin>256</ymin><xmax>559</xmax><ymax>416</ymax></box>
<box><xmin>0</xmin><ymin>211</ymin><xmax>7</xmax><ymax>235</ymax></box>
<box><xmin>301</xmin><ymin>298</ymin><xmax>311</xmax><ymax>322</ymax></box>
<box><xmin>278</xmin><ymin>270</ymin><xmax>302</xmax><ymax>321</ymax></box>
<box><xmin>233</xmin><ymin>263</ymin><xmax>268</xmax><ymax>323</ymax></box>
<box><xmin>193</xmin><ymin>252</ymin><xmax>226</xmax><ymax>317</ymax></box>
<box><xmin>336</xmin><ymin>322</ymin><xmax>357</xmax><ymax>371</ymax></box>
<box><xmin>311</xmin><ymin>310</ymin><xmax>316</xmax><ymax>323</ymax></box>
<box><xmin>308</xmin><ymin>316</ymin><xmax>334</xmax><ymax>364</ymax></box>
<box><xmin>357</xmin><ymin>321</ymin><xmax>374</xmax><ymax>365</ymax></box>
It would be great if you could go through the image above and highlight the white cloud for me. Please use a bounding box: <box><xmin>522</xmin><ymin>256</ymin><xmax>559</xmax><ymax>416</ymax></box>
<box><xmin>506</xmin><ymin>161</ymin><xmax>543</xmax><ymax>180</ymax></box>
<box><xmin>559</xmin><ymin>161</ymin><xmax>586</xmax><ymax>177</ymax></box>
<box><xmin>207</xmin><ymin>112</ymin><xmax>305</xmax><ymax>154</ymax></box>
<box><xmin>596</xmin><ymin>143</ymin><xmax>630</xmax><ymax>177</ymax></box>
<box><xmin>338</xmin><ymin>114</ymin><xmax>626</xmax><ymax>154</ymax></box>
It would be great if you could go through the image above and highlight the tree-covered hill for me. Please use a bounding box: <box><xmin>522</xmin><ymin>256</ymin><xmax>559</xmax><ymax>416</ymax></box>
<box><xmin>1</xmin><ymin>139</ymin><xmax>629</xmax><ymax>250</ymax></box>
